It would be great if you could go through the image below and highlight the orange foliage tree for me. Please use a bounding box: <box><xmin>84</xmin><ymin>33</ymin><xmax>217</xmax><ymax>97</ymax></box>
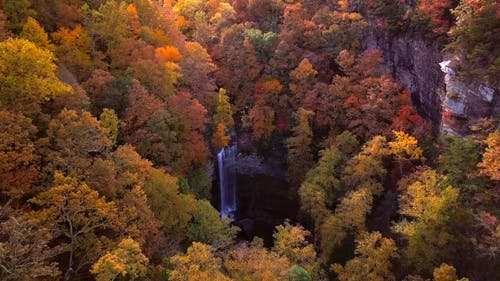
<box><xmin>0</xmin><ymin>108</ymin><xmax>39</xmax><ymax>201</ymax></box>
<box><xmin>155</xmin><ymin>45</ymin><xmax>182</xmax><ymax>62</ymax></box>
<box><xmin>248</xmin><ymin>79</ymin><xmax>283</xmax><ymax>141</ymax></box>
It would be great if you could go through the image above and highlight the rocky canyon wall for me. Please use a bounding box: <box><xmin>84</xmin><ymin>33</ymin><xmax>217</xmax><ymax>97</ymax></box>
<box><xmin>439</xmin><ymin>60</ymin><xmax>499</xmax><ymax>135</ymax></box>
<box><xmin>365</xmin><ymin>26</ymin><xmax>498</xmax><ymax>136</ymax></box>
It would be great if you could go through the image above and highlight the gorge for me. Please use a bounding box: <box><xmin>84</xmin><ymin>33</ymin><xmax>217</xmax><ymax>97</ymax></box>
<box><xmin>366</xmin><ymin>23</ymin><xmax>498</xmax><ymax>136</ymax></box>
<box><xmin>0</xmin><ymin>0</ymin><xmax>498</xmax><ymax>280</ymax></box>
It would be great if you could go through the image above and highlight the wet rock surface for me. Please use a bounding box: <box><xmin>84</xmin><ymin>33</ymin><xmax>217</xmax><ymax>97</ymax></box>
<box><xmin>234</xmin><ymin>173</ymin><xmax>298</xmax><ymax>247</ymax></box>
<box><xmin>234</xmin><ymin>153</ymin><xmax>287</xmax><ymax>180</ymax></box>
<box><xmin>213</xmin><ymin>148</ymin><xmax>297</xmax><ymax>247</ymax></box>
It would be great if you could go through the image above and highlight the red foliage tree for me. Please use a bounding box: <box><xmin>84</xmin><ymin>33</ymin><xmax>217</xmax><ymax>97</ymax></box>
<box><xmin>0</xmin><ymin>108</ymin><xmax>39</xmax><ymax>201</ymax></box>
<box><xmin>418</xmin><ymin>0</ymin><xmax>454</xmax><ymax>33</ymax></box>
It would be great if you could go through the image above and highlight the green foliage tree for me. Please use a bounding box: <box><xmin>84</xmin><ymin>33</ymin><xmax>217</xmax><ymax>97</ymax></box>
<box><xmin>243</xmin><ymin>28</ymin><xmax>278</xmax><ymax>61</ymax></box>
<box><xmin>143</xmin><ymin>169</ymin><xmax>196</xmax><ymax>249</ymax></box>
<box><xmin>99</xmin><ymin>108</ymin><xmax>119</xmax><ymax>147</ymax></box>
<box><xmin>187</xmin><ymin>167</ymin><xmax>212</xmax><ymax>200</ymax></box>
<box><xmin>439</xmin><ymin>135</ymin><xmax>485</xmax><ymax>194</ymax></box>
<box><xmin>319</xmin><ymin>136</ymin><xmax>390</xmax><ymax>263</ymax></box>
<box><xmin>298</xmin><ymin>131</ymin><xmax>359</xmax><ymax>229</ymax></box>
<box><xmin>1</xmin><ymin>0</ymin><xmax>35</xmax><ymax>33</ymax></box>
<box><xmin>214</xmin><ymin>88</ymin><xmax>234</xmax><ymax>129</ymax></box>
<box><xmin>310</xmin><ymin>3</ymin><xmax>368</xmax><ymax>54</ymax></box>
<box><xmin>298</xmin><ymin>147</ymin><xmax>341</xmax><ymax>227</ymax></box>
<box><xmin>288</xmin><ymin>108</ymin><xmax>315</xmax><ymax>186</ymax></box>
<box><xmin>187</xmin><ymin>200</ymin><xmax>239</xmax><ymax>249</ymax></box>
<box><xmin>86</xmin><ymin>0</ymin><xmax>139</xmax><ymax>49</ymax></box>
<box><xmin>447</xmin><ymin>0</ymin><xmax>500</xmax><ymax>85</ymax></box>
<box><xmin>286</xmin><ymin>265</ymin><xmax>312</xmax><ymax>281</ymax></box>
<box><xmin>342</xmin><ymin>135</ymin><xmax>390</xmax><ymax>194</ymax></box>
<box><xmin>319</xmin><ymin>187</ymin><xmax>373</xmax><ymax>263</ymax></box>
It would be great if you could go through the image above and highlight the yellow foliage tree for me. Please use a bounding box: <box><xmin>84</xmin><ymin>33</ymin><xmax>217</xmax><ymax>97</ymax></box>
<box><xmin>478</xmin><ymin>130</ymin><xmax>500</xmax><ymax>181</ymax></box>
<box><xmin>389</xmin><ymin>131</ymin><xmax>425</xmax><ymax>162</ymax></box>
<box><xmin>91</xmin><ymin>238</ymin><xmax>149</xmax><ymax>281</ymax></box>
<box><xmin>212</xmin><ymin>123</ymin><xmax>230</xmax><ymax>151</ymax></box>
<box><xmin>433</xmin><ymin>263</ymin><xmax>469</xmax><ymax>281</ymax></box>
<box><xmin>29</xmin><ymin>173</ymin><xmax>121</xmax><ymax>280</ymax></box>
<box><xmin>273</xmin><ymin>221</ymin><xmax>317</xmax><ymax>273</ymax></box>
<box><xmin>332</xmin><ymin>232</ymin><xmax>399</xmax><ymax>281</ymax></box>
<box><xmin>20</xmin><ymin>17</ymin><xmax>54</xmax><ymax>51</ymax></box>
<box><xmin>394</xmin><ymin>169</ymin><xmax>461</xmax><ymax>273</ymax></box>
<box><xmin>169</xmin><ymin>242</ymin><xmax>231</xmax><ymax>281</ymax></box>
<box><xmin>214</xmin><ymin>88</ymin><xmax>234</xmax><ymax>129</ymax></box>
<box><xmin>0</xmin><ymin>39</ymin><xmax>71</xmax><ymax>116</ymax></box>
<box><xmin>51</xmin><ymin>25</ymin><xmax>94</xmax><ymax>79</ymax></box>
<box><xmin>225</xmin><ymin>238</ymin><xmax>290</xmax><ymax>281</ymax></box>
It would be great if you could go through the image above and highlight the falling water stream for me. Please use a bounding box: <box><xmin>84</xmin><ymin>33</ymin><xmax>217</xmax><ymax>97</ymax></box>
<box><xmin>218</xmin><ymin>145</ymin><xmax>237</xmax><ymax>220</ymax></box>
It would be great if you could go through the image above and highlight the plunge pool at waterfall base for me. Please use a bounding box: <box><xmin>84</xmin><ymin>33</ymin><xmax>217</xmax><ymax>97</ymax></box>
<box><xmin>213</xmin><ymin>173</ymin><xmax>299</xmax><ymax>247</ymax></box>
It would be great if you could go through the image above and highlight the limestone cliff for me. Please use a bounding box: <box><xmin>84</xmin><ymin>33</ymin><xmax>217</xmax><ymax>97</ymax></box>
<box><xmin>365</xmin><ymin>25</ymin><xmax>498</xmax><ymax>136</ymax></box>
<box><xmin>439</xmin><ymin>60</ymin><xmax>499</xmax><ymax>135</ymax></box>
<box><xmin>365</xmin><ymin>25</ymin><xmax>444</xmax><ymax>127</ymax></box>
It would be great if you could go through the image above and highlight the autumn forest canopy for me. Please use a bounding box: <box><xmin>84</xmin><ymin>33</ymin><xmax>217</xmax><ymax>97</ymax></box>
<box><xmin>0</xmin><ymin>0</ymin><xmax>498</xmax><ymax>280</ymax></box>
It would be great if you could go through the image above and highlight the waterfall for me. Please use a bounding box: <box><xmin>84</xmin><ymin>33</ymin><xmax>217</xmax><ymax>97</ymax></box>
<box><xmin>218</xmin><ymin>145</ymin><xmax>237</xmax><ymax>220</ymax></box>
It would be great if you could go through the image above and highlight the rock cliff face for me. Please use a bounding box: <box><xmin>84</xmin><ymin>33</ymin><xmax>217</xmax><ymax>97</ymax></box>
<box><xmin>365</xmin><ymin>26</ymin><xmax>445</xmax><ymax>127</ymax></box>
<box><xmin>439</xmin><ymin>60</ymin><xmax>499</xmax><ymax>135</ymax></box>
<box><xmin>365</xmin><ymin>26</ymin><xmax>498</xmax><ymax>136</ymax></box>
